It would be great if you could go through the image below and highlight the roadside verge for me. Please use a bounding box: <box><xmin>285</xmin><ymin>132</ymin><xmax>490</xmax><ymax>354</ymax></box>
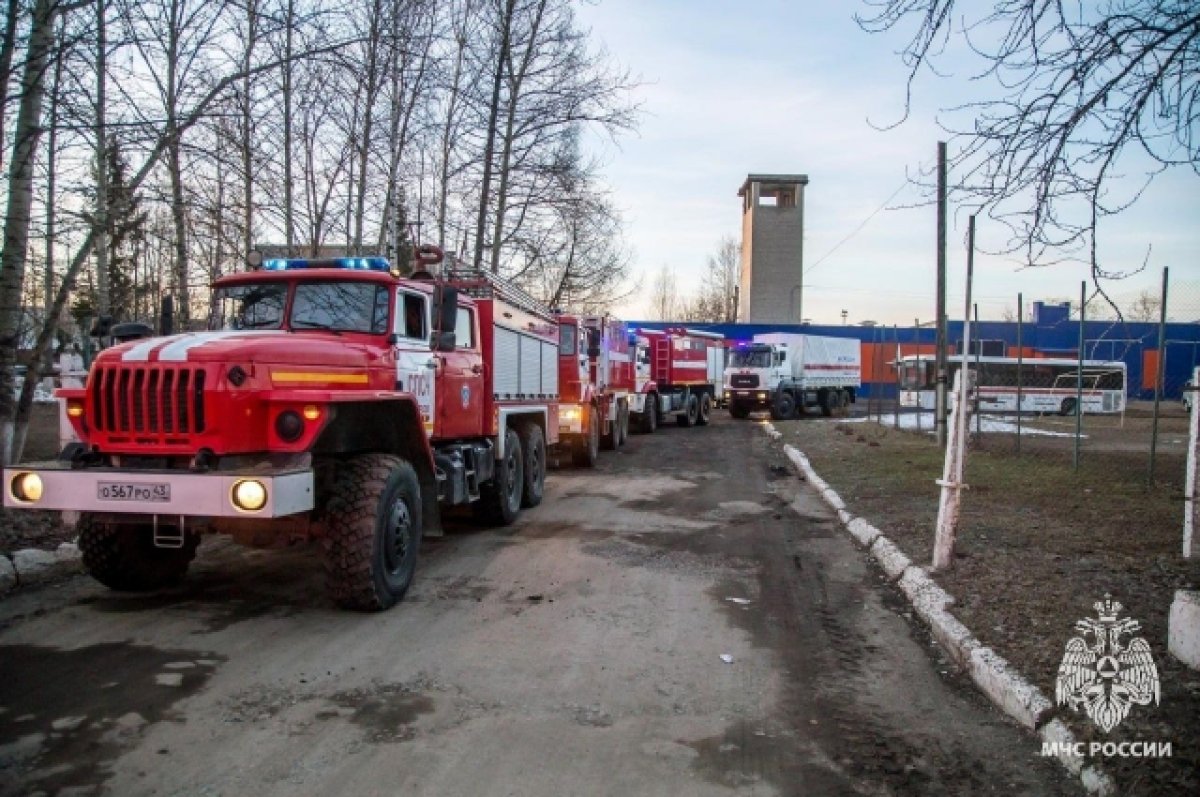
<box><xmin>762</xmin><ymin>421</ymin><xmax>1116</xmax><ymax>796</ymax></box>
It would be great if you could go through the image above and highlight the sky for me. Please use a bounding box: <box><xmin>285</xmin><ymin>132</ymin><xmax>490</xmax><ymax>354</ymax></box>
<box><xmin>574</xmin><ymin>0</ymin><xmax>1200</xmax><ymax>325</ymax></box>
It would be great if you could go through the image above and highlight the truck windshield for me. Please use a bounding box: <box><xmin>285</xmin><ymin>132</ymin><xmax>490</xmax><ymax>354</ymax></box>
<box><xmin>729</xmin><ymin>350</ymin><xmax>771</xmax><ymax>368</ymax></box>
<box><xmin>292</xmin><ymin>282</ymin><xmax>390</xmax><ymax>334</ymax></box>
<box><xmin>210</xmin><ymin>281</ymin><xmax>389</xmax><ymax>334</ymax></box>
<box><xmin>211</xmin><ymin>284</ymin><xmax>287</xmax><ymax>330</ymax></box>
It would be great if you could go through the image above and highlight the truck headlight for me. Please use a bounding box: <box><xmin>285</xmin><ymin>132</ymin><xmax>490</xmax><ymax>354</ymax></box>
<box><xmin>231</xmin><ymin>479</ymin><xmax>267</xmax><ymax>511</ymax></box>
<box><xmin>9</xmin><ymin>472</ymin><xmax>43</xmax><ymax>503</ymax></box>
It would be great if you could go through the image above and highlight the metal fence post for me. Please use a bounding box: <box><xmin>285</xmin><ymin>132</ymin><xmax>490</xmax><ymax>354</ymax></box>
<box><xmin>1148</xmin><ymin>267</ymin><xmax>1169</xmax><ymax>485</ymax></box>
<box><xmin>1074</xmin><ymin>281</ymin><xmax>1085</xmax><ymax>471</ymax></box>
<box><xmin>1016</xmin><ymin>292</ymin><xmax>1023</xmax><ymax>454</ymax></box>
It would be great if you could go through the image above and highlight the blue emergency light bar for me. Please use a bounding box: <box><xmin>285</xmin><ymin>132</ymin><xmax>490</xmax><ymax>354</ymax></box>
<box><xmin>261</xmin><ymin>256</ymin><xmax>393</xmax><ymax>272</ymax></box>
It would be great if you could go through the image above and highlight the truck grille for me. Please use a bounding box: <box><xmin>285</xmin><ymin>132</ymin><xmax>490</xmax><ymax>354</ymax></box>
<box><xmin>731</xmin><ymin>374</ymin><xmax>759</xmax><ymax>388</ymax></box>
<box><xmin>89</xmin><ymin>365</ymin><xmax>207</xmax><ymax>440</ymax></box>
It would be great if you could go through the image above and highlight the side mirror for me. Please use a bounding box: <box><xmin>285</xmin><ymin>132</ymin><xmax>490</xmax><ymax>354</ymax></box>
<box><xmin>432</xmin><ymin>331</ymin><xmax>457</xmax><ymax>353</ymax></box>
<box><xmin>160</xmin><ymin>295</ymin><xmax>174</xmax><ymax>336</ymax></box>
<box><xmin>90</xmin><ymin>315</ymin><xmax>113</xmax><ymax>338</ymax></box>
<box><xmin>432</xmin><ymin>284</ymin><xmax>458</xmax><ymax>335</ymax></box>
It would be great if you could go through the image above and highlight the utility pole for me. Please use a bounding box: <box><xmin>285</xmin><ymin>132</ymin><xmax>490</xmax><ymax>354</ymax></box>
<box><xmin>935</xmin><ymin>141</ymin><xmax>948</xmax><ymax>447</ymax></box>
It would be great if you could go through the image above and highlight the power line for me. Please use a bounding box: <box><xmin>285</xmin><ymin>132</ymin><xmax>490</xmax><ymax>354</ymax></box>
<box><xmin>804</xmin><ymin>171</ymin><xmax>923</xmax><ymax>276</ymax></box>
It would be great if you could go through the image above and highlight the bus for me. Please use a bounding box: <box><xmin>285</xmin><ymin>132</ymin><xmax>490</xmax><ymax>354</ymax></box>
<box><xmin>896</xmin><ymin>355</ymin><xmax>1127</xmax><ymax>415</ymax></box>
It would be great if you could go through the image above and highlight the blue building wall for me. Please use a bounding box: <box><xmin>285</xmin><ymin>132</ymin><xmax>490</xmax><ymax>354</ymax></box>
<box><xmin>631</xmin><ymin>302</ymin><xmax>1200</xmax><ymax>401</ymax></box>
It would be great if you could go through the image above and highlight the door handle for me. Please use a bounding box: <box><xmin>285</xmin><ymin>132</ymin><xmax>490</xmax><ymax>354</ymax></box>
<box><xmin>471</xmin><ymin>364</ymin><xmax>483</xmax><ymax>375</ymax></box>
<box><xmin>425</xmin><ymin>358</ymin><xmax>438</xmax><ymax>370</ymax></box>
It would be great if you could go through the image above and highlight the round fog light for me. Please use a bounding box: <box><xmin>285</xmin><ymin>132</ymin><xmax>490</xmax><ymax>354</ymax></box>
<box><xmin>275</xmin><ymin>410</ymin><xmax>304</xmax><ymax>442</ymax></box>
<box><xmin>11</xmin><ymin>472</ymin><xmax>43</xmax><ymax>502</ymax></box>
<box><xmin>231</xmin><ymin>479</ymin><xmax>267</xmax><ymax>512</ymax></box>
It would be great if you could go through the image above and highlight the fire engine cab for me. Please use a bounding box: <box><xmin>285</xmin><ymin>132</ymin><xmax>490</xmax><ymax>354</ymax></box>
<box><xmin>555</xmin><ymin>313</ymin><xmax>634</xmax><ymax>465</ymax></box>
<box><xmin>629</xmin><ymin>327</ymin><xmax>725</xmax><ymax>431</ymax></box>
<box><xmin>2</xmin><ymin>250</ymin><xmax>558</xmax><ymax>611</ymax></box>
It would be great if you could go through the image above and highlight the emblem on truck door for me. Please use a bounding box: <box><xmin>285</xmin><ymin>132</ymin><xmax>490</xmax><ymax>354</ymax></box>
<box><xmin>461</xmin><ymin>385</ymin><xmax>470</xmax><ymax>408</ymax></box>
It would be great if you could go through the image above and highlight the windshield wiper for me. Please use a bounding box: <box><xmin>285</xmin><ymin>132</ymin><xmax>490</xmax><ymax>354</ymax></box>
<box><xmin>290</xmin><ymin>320</ymin><xmax>343</xmax><ymax>336</ymax></box>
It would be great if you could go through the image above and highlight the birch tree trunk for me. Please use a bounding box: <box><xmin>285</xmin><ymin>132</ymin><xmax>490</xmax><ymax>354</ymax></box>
<box><xmin>351</xmin><ymin>0</ymin><xmax>384</xmax><ymax>252</ymax></box>
<box><xmin>282</xmin><ymin>0</ymin><xmax>295</xmax><ymax>253</ymax></box>
<box><xmin>472</xmin><ymin>0</ymin><xmax>515</xmax><ymax>271</ymax></box>
<box><xmin>0</xmin><ymin>0</ymin><xmax>57</xmax><ymax>465</ymax></box>
<box><xmin>488</xmin><ymin>0</ymin><xmax>545</xmax><ymax>273</ymax></box>
<box><xmin>0</xmin><ymin>0</ymin><xmax>23</xmax><ymax>176</ymax></box>
<box><xmin>95</xmin><ymin>0</ymin><xmax>111</xmax><ymax>315</ymax></box>
<box><xmin>239</xmin><ymin>0</ymin><xmax>258</xmax><ymax>258</ymax></box>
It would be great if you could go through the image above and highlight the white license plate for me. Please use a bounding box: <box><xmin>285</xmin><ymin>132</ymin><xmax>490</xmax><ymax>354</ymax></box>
<box><xmin>97</xmin><ymin>481</ymin><xmax>171</xmax><ymax>503</ymax></box>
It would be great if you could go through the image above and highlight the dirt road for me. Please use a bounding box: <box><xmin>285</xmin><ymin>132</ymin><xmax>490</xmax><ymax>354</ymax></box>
<box><xmin>0</xmin><ymin>416</ymin><xmax>1075</xmax><ymax>796</ymax></box>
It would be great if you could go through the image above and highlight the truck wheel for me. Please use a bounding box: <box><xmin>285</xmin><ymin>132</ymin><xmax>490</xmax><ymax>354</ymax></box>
<box><xmin>1059</xmin><ymin>397</ymin><xmax>1078</xmax><ymax>416</ymax></box>
<box><xmin>729</xmin><ymin>402</ymin><xmax>750</xmax><ymax>419</ymax></box>
<box><xmin>479</xmin><ymin>427</ymin><xmax>525</xmax><ymax>523</ymax></box>
<box><xmin>572</xmin><ymin>409</ymin><xmax>599</xmax><ymax>467</ymax></box>
<box><xmin>819</xmin><ymin>390</ymin><xmax>834</xmax><ymax>417</ymax></box>
<box><xmin>78</xmin><ymin>514</ymin><xmax>199</xmax><ymax>592</ymax></box>
<box><xmin>678</xmin><ymin>393</ymin><xmax>698</xmax><ymax>427</ymax></box>
<box><xmin>638</xmin><ymin>396</ymin><xmax>658</xmax><ymax>434</ymax></box>
<box><xmin>616</xmin><ymin>401</ymin><xmax>630</xmax><ymax>446</ymax></box>
<box><xmin>519</xmin><ymin>422</ymin><xmax>546</xmax><ymax>508</ymax></box>
<box><xmin>325</xmin><ymin>453</ymin><xmax>422</xmax><ymax>610</ymax></box>
<box><xmin>696</xmin><ymin>392</ymin><xmax>713</xmax><ymax>426</ymax></box>
<box><xmin>600</xmin><ymin>404</ymin><xmax>618</xmax><ymax>451</ymax></box>
<box><xmin>771</xmin><ymin>391</ymin><xmax>797</xmax><ymax>421</ymax></box>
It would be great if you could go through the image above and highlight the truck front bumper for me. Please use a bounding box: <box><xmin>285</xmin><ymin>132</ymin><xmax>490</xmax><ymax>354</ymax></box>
<box><xmin>728</xmin><ymin>389</ymin><xmax>772</xmax><ymax>408</ymax></box>
<box><xmin>3</xmin><ymin>463</ymin><xmax>314</xmax><ymax>518</ymax></box>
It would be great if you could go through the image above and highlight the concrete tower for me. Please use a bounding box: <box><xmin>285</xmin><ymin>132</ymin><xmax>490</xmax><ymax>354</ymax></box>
<box><xmin>737</xmin><ymin>174</ymin><xmax>808</xmax><ymax>323</ymax></box>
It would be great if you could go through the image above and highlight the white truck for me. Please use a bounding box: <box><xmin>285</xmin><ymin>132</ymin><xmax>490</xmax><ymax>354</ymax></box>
<box><xmin>724</xmin><ymin>333</ymin><xmax>860</xmax><ymax>420</ymax></box>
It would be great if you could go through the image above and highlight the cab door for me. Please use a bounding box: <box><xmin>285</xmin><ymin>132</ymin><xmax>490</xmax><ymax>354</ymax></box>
<box><xmin>435</xmin><ymin>305</ymin><xmax>485</xmax><ymax>439</ymax></box>
<box><xmin>394</xmin><ymin>291</ymin><xmax>436</xmax><ymax>436</ymax></box>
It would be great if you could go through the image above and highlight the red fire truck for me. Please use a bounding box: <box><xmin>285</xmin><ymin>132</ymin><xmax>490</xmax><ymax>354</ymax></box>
<box><xmin>555</xmin><ymin>313</ymin><xmax>635</xmax><ymax>466</ymax></box>
<box><xmin>1</xmin><ymin>250</ymin><xmax>559</xmax><ymax>611</ymax></box>
<box><xmin>629</xmin><ymin>327</ymin><xmax>725</xmax><ymax>431</ymax></box>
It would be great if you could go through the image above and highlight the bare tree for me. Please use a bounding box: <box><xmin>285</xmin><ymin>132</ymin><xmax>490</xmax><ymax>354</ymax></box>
<box><xmin>1127</xmin><ymin>289</ymin><xmax>1161</xmax><ymax>322</ymax></box>
<box><xmin>859</xmin><ymin>2</ymin><xmax>1200</xmax><ymax>291</ymax></box>
<box><xmin>649</xmin><ymin>266</ymin><xmax>680</xmax><ymax>321</ymax></box>
<box><xmin>685</xmin><ymin>235</ymin><xmax>739</xmax><ymax>322</ymax></box>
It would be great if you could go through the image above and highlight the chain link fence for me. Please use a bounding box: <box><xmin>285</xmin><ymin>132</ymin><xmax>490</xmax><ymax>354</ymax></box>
<box><xmin>859</xmin><ymin>269</ymin><xmax>1200</xmax><ymax>494</ymax></box>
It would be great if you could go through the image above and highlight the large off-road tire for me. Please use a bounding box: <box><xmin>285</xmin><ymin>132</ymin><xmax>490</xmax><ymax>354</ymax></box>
<box><xmin>696</xmin><ymin>392</ymin><xmax>713</xmax><ymax>426</ymax></box>
<box><xmin>677</xmin><ymin>393</ymin><xmax>699</xmax><ymax>427</ymax></box>
<box><xmin>325</xmin><ymin>453</ymin><xmax>422</xmax><ymax>611</ymax></box>
<box><xmin>479</xmin><ymin>427</ymin><xmax>524</xmax><ymax>524</ymax></box>
<box><xmin>572</xmin><ymin>408</ymin><xmax>600</xmax><ymax>467</ymax></box>
<box><xmin>771</xmin><ymin>390</ymin><xmax>797</xmax><ymax>421</ymax></box>
<box><xmin>600</xmin><ymin>403</ymin><xmax>618</xmax><ymax>451</ymax></box>
<box><xmin>519</xmin><ymin>422</ymin><xmax>546</xmax><ymax>508</ymax></box>
<box><xmin>78</xmin><ymin>514</ymin><xmax>199</xmax><ymax>592</ymax></box>
<box><xmin>637</xmin><ymin>395</ymin><xmax>658</xmax><ymax>434</ymax></box>
<box><xmin>1059</xmin><ymin>397</ymin><xmax>1078</xmax><ymax>417</ymax></box>
<box><xmin>729</xmin><ymin>402</ymin><xmax>750</xmax><ymax>419</ymax></box>
<box><xmin>616</xmin><ymin>401</ymin><xmax>629</xmax><ymax>446</ymax></box>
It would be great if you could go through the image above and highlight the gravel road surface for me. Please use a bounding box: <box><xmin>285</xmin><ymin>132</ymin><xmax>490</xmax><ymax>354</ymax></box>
<box><xmin>0</xmin><ymin>416</ymin><xmax>1075</xmax><ymax>796</ymax></box>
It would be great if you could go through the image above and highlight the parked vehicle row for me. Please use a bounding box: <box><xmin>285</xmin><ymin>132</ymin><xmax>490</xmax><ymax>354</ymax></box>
<box><xmin>2</xmin><ymin>248</ymin><xmax>725</xmax><ymax>611</ymax></box>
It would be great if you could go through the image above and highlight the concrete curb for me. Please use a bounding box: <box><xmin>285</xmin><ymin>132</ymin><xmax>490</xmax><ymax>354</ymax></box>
<box><xmin>765</xmin><ymin>429</ymin><xmax>1116</xmax><ymax>796</ymax></box>
<box><xmin>0</xmin><ymin>542</ymin><xmax>83</xmax><ymax>595</ymax></box>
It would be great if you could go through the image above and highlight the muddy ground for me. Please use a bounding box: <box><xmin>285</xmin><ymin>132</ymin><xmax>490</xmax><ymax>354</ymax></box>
<box><xmin>0</xmin><ymin>416</ymin><xmax>1074</xmax><ymax>796</ymax></box>
<box><xmin>775</xmin><ymin>407</ymin><xmax>1200</xmax><ymax>796</ymax></box>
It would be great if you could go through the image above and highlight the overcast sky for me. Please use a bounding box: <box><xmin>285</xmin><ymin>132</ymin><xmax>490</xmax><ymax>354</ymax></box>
<box><xmin>575</xmin><ymin>0</ymin><xmax>1200</xmax><ymax>325</ymax></box>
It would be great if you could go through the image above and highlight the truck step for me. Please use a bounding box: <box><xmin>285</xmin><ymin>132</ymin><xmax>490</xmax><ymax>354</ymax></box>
<box><xmin>152</xmin><ymin>516</ymin><xmax>187</xmax><ymax>549</ymax></box>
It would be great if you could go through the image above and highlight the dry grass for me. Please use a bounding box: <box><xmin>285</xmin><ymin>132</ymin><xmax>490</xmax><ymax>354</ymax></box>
<box><xmin>777</xmin><ymin>415</ymin><xmax>1200</xmax><ymax>796</ymax></box>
